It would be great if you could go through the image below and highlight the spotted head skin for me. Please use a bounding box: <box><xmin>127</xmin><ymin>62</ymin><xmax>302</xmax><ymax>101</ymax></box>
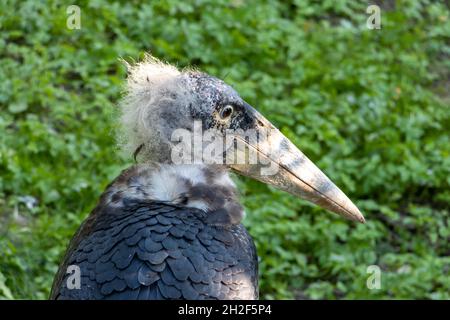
<box><xmin>183</xmin><ymin>72</ymin><xmax>259</xmax><ymax>132</ymax></box>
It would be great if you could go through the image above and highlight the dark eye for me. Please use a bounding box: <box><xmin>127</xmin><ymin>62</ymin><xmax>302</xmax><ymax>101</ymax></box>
<box><xmin>220</xmin><ymin>105</ymin><xmax>234</xmax><ymax>119</ymax></box>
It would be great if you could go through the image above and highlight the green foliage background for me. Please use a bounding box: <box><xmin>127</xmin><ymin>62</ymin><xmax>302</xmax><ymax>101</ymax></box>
<box><xmin>0</xmin><ymin>0</ymin><xmax>449</xmax><ymax>299</ymax></box>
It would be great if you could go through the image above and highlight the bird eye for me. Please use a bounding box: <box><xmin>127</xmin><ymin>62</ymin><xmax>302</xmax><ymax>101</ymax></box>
<box><xmin>220</xmin><ymin>105</ymin><xmax>234</xmax><ymax>119</ymax></box>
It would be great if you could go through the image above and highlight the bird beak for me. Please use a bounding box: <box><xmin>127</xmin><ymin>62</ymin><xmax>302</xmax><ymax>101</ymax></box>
<box><xmin>228</xmin><ymin>103</ymin><xmax>365</xmax><ymax>223</ymax></box>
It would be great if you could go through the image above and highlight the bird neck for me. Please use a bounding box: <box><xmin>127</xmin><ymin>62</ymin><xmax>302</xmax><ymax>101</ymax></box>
<box><xmin>105</xmin><ymin>163</ymin><xmax>245</xmax><ymax>226</ymax></box>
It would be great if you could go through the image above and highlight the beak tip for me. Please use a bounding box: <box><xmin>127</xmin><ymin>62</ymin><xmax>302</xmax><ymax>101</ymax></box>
<box><xmin>350</xmin><ymin>207</ymin><xmax>365</xmax><ymax>224</ymax></box>
<box><xmin>357</xmin><ymin>214</ymin><xmax>366</xmax><ymax>224</ymax></box>
<box><xmin>329</xmin><ymin>192</ymin><xmax>365</xmax><ymax>224</ymax></box>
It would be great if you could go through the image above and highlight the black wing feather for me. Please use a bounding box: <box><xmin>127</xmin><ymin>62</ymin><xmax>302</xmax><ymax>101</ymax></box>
<box><xmin>50</xmin><ymin>199</ymin><xmax>258</xmax><ymax>300</ymax></box>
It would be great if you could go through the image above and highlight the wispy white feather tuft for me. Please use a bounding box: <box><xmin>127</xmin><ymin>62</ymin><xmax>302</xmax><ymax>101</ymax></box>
<box><xmin>117</xmin><ymin>54</ymin><xmax>183</xmax><ymax>159</ymax></box>
<box><xmin>123</xmin><ymin>54</ymin><xmax>180</xmax><ymax>94</ymax></box>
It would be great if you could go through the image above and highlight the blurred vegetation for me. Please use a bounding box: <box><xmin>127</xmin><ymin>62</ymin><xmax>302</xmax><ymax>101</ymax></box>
<box><xmin>0</xmin><ymin>0</ymin><xmax>449</xmax><ymax>299</ymax></box>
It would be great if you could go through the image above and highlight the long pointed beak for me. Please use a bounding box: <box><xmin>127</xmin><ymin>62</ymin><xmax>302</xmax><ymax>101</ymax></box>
<box><xmin>228</xmin><ymin>104</ymin><xmax>365</xmax><ymax>223</ymax></box>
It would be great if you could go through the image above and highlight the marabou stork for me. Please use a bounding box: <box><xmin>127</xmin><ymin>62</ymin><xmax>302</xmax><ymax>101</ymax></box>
<box><xmin>51</xmin><ymin>55</ymin><xmax>364</xmax><ymax>300</ymax></box>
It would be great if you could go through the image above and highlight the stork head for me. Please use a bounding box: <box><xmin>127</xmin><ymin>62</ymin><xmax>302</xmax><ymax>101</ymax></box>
<box><xmin>119</xmin><ymin>55</ymin><xmax>364</xmax><ymax>223</ymax></box>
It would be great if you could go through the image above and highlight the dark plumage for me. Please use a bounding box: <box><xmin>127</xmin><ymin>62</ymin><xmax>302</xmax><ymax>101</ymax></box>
<box><xmin>51</xmin><ymin>166</ymin><xmax>258</xmax><ymax>300</ymax></box>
